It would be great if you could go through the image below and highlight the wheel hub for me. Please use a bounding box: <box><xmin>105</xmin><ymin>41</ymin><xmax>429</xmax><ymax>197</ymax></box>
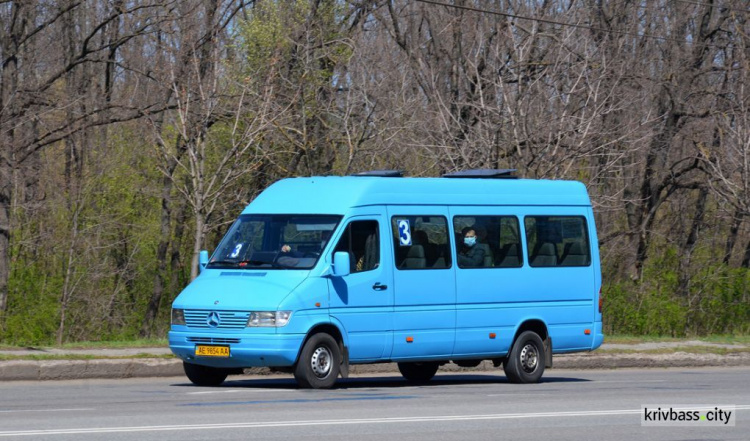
<box><xmin>519</xmin><ymin>343</ymin><xmax>538</xmax><ymax>373</ymax></box>
<box><xmin>311</xmin><ymin>346</ymin><xmax>332</xmax><ymax>378</ymax></box>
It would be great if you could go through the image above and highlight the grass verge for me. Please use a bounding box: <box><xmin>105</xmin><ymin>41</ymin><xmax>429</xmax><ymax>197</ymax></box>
<box><xmin>603</xmin><ymin>335</ymin><xmax>750</xmax><ymax>345</ymax></box>
<box><xmin>0</xmin><ymin>353</ymin><xmax>176</xmax><ymax>361</ymax></box>
<box><xmin>596</xmin><ymin>346</ymin><xmax>750</xmax><ymax>356</ymax></box>
<box><xmin>0</xmin><ymin>339</ymin><xmax>168</xmax><ymax>351</ymax></box>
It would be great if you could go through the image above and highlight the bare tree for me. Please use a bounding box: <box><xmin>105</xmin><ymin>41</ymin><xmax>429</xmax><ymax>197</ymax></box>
<box><xmin>0</xmin><ymin>1</ymin><xmax>179</xmax><ymax>319</ymax></box>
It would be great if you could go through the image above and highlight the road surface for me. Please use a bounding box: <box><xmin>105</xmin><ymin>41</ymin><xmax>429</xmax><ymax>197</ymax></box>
<box><xmin>0</xmin><ymin>367</ymin><xmax>747</xmax><ymax>440</ymax></box>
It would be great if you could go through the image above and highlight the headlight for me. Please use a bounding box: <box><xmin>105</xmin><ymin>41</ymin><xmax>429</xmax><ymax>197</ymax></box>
<box><xmin>171</xmin><ymin>308</ymin><xmax>186</xmax><ymax>326</ymax></box>
<box><xmin>247</xmin><ymin>311</ymin><xmax>291</xmax><ymax>327</ymax></box>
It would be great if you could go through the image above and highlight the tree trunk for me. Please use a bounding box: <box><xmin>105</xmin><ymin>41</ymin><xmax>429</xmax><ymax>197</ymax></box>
<box><xmin>169</xmin><ymin>202</ymin><xmax>188</xmax><ymax>296</ymax></box>
<box><xmin>141</xmin><ymin>167</ymin><xmax>177</xmax><ymax>338</ymax></box>
<box><xmin>57</xmin><ymin>203</ymin><xmax>81</xmax><ymax>346</ymax></box>
<box><xmin>632</xmin><ymin>83</ymin><xmax>681</xmax><ymax>280</ymax></box>
<box><xmin>740</xmin><ymin>238</ymin><xmax>750</xmax><ymax>269</ymax></box>
<box><xmin>0</xmin><ymin>178</ymin><xmax>9</xmax><ymax>314</ymax></box>
<box><xmin>190</xmin><ymin>211</ymin><xmax>205</xmax><ymax>281</ymax></box>
<box><xmin>723</xmin><ymin>209</ymin><xmax>743</xmax><ymax>266</ymax></box>
<box><xmin>678</xmin><ymin>187</ymin><xmax>708</xmax><ymax>297</ymax></box>
<box><xmin>0</xmin><ymin>2</ymin><xmax>26</xmax><ymax>316</ymax></box>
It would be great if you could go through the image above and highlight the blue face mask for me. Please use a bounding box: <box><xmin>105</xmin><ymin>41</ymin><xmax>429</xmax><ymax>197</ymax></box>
<box><xmin>464</xmin><ymin>237</ymin><xmax>476</xmax><ymax>247</ymax></box>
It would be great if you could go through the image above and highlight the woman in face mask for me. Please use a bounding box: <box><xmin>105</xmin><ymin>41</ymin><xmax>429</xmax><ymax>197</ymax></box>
<box><xmin>457</xmin><ymin>227</ymin><xmax>485</xmax><ymax>268</ymax></box>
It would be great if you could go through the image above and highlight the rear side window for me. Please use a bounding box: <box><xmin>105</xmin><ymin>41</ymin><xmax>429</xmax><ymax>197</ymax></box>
<box><xmin>525</xmin><ymin>216</ymin><xmax>591</xmax><ymax>267</ymax></box>
<box><xmin>453</xmin><ymin>216</ymin><xmax>522</xmax><ymax>268</ymax></box>
<box><xmin>391</xmin><ymin>216</ymin><xmax>452</xmax><ymax>269</ymax></box>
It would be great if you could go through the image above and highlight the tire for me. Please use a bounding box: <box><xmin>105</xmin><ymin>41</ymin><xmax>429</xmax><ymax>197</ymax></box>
<box><xmin>294</xmin><ymin>333</ymin><xmax>341</xmax><ymax>389</ymax></box>
<box><xmin>503</xmin><ymin>330</ymin><xmax>545</xmax><ymax>384</ymax></box>
<box><xmin>183</xmin><ymin>362</ymin><xmax>228</xmax><ymax>386</ymax></box>
<box><xmin>397</xmin><ymin>362</ymin><xmax>440</xmax><ymax>382</ymax></box>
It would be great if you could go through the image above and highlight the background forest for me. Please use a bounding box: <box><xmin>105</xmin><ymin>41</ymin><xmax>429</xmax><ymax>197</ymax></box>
<box><xmin>1</xmin><ymin>0</ymin><xmax>749</xmax><ymax>345</ymax></box>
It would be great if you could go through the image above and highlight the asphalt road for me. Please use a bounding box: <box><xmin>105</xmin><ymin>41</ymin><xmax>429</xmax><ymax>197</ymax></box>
<box><xmin>0</xmin><ymin>367</ymin><xmax>747</xmax><ymax>440</ymax></box>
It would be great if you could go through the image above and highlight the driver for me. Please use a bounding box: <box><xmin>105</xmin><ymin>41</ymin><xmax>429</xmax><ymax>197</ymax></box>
<box><xmin>280</xmin><ymin>230</ymin><xmax>332</xmax><ymax>255</ymax></box>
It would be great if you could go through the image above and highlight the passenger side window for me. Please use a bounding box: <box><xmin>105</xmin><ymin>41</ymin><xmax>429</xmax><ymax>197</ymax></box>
<box><xmin>391</xmin><ymin>216</ymin><xmax>452</xmax><ymax>270</ymax></box>
<box><xmin>333</xmin><ymin>220</ymin><xmax>380</xmax><ymax>273</ymax></box>
<box><xmin>453</xmin><ymin>216</ymin><xmax>522</xmax><ymax>268</ymax></box>
<box><xmin>525</xmin><ymin>216</ymin><xmax>591</xmax><ymax>267</ymax></box>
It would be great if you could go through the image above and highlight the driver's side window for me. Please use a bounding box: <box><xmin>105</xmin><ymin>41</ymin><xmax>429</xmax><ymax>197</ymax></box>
<box><xmin>334</xmin><ymin>220</ymin><xmax>380</xmax><ymax>273</ymax></box>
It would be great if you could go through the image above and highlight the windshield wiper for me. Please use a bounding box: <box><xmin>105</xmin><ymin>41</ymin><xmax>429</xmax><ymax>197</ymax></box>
<box><xmin>207</xmin><ymin>260</ymin><xmax>240</xmax><ymax>267</ymax></box>
<box><xmin>207</xmin><ymin>259</ymin><xmax>296</xmax><ymax>269</ymax></box>
<box><xmin>249</xmin><ymin>259</ymin><xmax>296</xmax><ymax>269</ymax></box>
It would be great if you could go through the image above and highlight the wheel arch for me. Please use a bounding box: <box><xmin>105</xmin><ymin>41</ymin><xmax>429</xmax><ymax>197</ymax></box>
<box><xmin>511</xmin><ymin>318</ymin><xmax>552</xmax><ymax>368</ymax></box>
<box><xmin>297</xmin><ymin>321</ymin><xmax>350</xmax><ymax>377</ymax></box>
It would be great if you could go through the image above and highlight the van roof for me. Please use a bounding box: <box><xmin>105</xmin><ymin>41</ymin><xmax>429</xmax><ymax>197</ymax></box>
<box><xmin>243</xmin><ymin>176</ymin><xmax>591</xmax><ymax>215</ymax></box>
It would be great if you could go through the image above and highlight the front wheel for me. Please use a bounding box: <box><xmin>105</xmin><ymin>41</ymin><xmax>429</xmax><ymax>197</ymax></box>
<box><xmin>397</xmin><ymin>362</ymin><xmax>440</xmax><ymax>382</ymax></box>
<box><xmin>503</xmin><ymin>331</ymin><xmax>545</xmax><ymax>383</ymax></box>
<box><xmin>294</xmin><ymin>333</ymin><xmax>341</xmax><ymax>389</ymax></box>
<box><xmin>183</xmin><ymin>362</ymin><xmax>228</xmax><ymax>386</ymax></box>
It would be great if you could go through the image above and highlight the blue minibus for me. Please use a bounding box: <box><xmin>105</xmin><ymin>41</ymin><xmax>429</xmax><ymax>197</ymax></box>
<box><xmin>169</xmin><ymin>170</ymin><xmax>603</xmax><ymax>388</ymax></box>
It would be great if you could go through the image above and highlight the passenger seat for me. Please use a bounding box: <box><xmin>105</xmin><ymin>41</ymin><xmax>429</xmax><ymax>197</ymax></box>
<box><xmin>560</xmin><ymin>242</ymin><xmax>587</xmax><ymax>266</ymax></box>
<box><xmin>401</xmin><ymin>245</ymin><xmax>427</xmax><ymax>269</ymax></box>
<box><xmin>497</xmin><ymin>243</ymin><xmax>521</xmax><ymax>267</ymax></box>
<box><xmin>531</xmin><ymin>242</ymin><xmax>558</xmax><ymax>266</ymax></box>
<box><xmin>476</xmin><ymin>243</ymin><xmax>493</xmax><ymax>267</ymax></box>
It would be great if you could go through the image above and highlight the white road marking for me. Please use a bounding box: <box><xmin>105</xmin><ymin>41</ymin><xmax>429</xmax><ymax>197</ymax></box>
<box><xmin>0</xmin><ymin>408</ymin><xmax>93</xmax><ymax>414</ymax></box>
<box><xmin>2</xmin><ymin>406</ymin><xmax>748</xmax><ymax>437</ymax></box>
<box><xmin>187</xmin><ymin>389</ymin><xmax>298</xmax><ymax>395</ymax></box>
<box><xmin>486</xmin><ymin>393</ymin><xmax>551</xmax><ymax>397</ymax></box>
<box><xmin>593</xmin><ymin>380</ymin><xmax>666</xmax><ymax>383</ymax></box>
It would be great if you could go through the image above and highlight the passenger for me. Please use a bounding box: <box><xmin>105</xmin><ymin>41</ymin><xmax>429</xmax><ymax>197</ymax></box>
<box><xmin>277</xmin><ymin>244</ymin><xmax>301</xmax><ymax>267</ymax></box>
<box><xmin>457</xmin><ymin>227</ymin><xmax>485</xmax><ymax>268</ymax></box>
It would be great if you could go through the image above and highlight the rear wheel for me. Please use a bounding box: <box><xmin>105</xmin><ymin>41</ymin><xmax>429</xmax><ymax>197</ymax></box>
<box><xmin>503</xmin><ymin>331</ymin><xmax>545</xmax><ymax>383</ymax></box>
<box><xmin>294</xmin><ymin>333</ymin><xmax>341</xmax><ymax>389</ymax></box>
<box><xmin>397</xmin><ymin>362</ymin><xmax>440</xmax><ymax>382</ymax></box>
<box><xmin>183</xmin><ymin>362</ymin><xmax>228</xmax><ymax>386</ymax></box>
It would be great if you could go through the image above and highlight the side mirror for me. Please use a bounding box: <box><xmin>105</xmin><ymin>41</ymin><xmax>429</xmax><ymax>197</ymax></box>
<box><xmin>332</xmin><ymin>251</ymin><xmax>350</xmax><ymax>277</ymax></box>
<box><xmin>199</xmin><ymin>250</ymin><xmax>209</xmax><ymax>273</ymax></box>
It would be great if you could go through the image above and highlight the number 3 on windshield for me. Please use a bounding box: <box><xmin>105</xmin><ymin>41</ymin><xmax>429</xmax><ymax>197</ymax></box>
<box><xmin>230</xmin><ymin>243</ymin><xmax>243</xmax><ymax>258</ymax></box>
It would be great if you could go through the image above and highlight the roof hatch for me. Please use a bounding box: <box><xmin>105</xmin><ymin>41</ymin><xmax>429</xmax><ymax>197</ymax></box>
<box><xmin>351</xmin><ymin>170</ymin><xmax>404</xmax><ymax>177</ymax></box>
<box><xmin>442</xmin><ymin>169</ymin><xmax>517</xmax><ymax>179</ymax></box>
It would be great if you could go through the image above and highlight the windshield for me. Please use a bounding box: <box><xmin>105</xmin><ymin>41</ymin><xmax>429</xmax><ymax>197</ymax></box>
<box><xmin>207</xmin><ymin>214</ymin><xmax>342</xmax><ymax>270</ymax></box>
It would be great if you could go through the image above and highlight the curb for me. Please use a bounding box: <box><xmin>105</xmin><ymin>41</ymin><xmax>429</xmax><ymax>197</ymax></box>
<box><xmin>1</xmin><ymin>352</ymin><xmax>749</xmax><ymax>382</ymax></box>
<box><xmin>0</xmin><ymin>359</ymin><xmax>184</xmax><ymax>382</ymax></box>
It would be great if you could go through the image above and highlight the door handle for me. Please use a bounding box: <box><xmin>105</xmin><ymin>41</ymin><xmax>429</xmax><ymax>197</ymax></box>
<box><xmin>372</xmin><ymin>282</ymin><xmax>388</xmax><ymax>291</ymax></box>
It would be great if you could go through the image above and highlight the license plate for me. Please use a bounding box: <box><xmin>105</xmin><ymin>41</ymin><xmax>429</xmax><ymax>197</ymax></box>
<box><xmin>195</xmin><ymin>345</ymin><xmax>230</xmax><ymax>357</ymax></box>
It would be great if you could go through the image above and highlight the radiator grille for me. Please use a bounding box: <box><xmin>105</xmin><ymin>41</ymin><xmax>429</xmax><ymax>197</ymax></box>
<box><xmin>184</xmin><ymin>310</ymin><xmax>250</xmax><ymax>329</ymax></box>
<box><xmin>186</xmin><ymin>337</ymin><xmax>241</xmax><ymax>344</ymax></box>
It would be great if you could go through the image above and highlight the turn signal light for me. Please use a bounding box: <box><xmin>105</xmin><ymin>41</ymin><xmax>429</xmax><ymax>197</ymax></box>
<box><xmin>489</xmin><ymin>333</ymin><xmax>496</xmax><ymax>339</ymax></box>
<box><xmin>406</xmin><ymin>336</ymin><xmax>414</xmax><ymax>343</ymax></box>
<box><xmin>584</xmin><ymin>329</ymin><xmax>591</xmax><ymax>335</ymax></box>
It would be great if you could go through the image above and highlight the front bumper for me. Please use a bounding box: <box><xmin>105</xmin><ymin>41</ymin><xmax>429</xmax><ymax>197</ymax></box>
<box><xmin>169</xmin><ymin>330</ymin><xmax>305</xmax><ymax>368</ymax></box>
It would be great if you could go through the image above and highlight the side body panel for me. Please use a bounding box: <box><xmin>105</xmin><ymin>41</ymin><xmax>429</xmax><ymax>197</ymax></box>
<box><xmin>451</xmin><ymin>205</ymin><xmax>597</xmax><ymax>358</ymax></box>
<box><xmin>327</xmin><ymin>208</ymin><xmax>395</xmax><ymax>362</ymax></box>
<box><xmin>387</xmin><ymin>206</ymin><xmax>457</xmax><ymax>360</ymax></box>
